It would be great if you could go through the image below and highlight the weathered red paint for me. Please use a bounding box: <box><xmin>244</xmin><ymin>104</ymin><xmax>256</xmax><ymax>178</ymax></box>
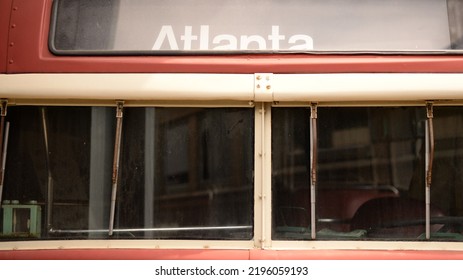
<box><xmin>3</xmin><ymin>0</ymin><xmax>463</xmax><ymax>74</ymax></box>
<box><xmin>0</xmin><ymin>249</ymin><xmax>463</xmax><ymax>260</ymax></box>
<box><xmin>0</xmin><ymin>0</ymin><xmax>14</xmax><ymax>73</ymax></box>
<box><xmin>250</xmin><ymin>249</ymin><xmax>463</xmax><ymax>260</ymax></box>
<box><xmin>0</xmin><ymin>249</ymin><xmax>250</xmax><ymax>260</ymax></box>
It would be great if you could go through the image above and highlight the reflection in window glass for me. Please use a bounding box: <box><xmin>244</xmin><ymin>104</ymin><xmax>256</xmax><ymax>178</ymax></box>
<box><xmin>272</xmin><ymin>108</ymin><xmax>311</xmax><ymax>234</ymax></box>
<box><xmin>51</xmin><ymin>0</ymin><xmax>463</xmax><ymax>53</ymax></box>
<box><xmin>418</xmin><ymin>107</ymin><xmax>463</xmax><ymax>238</ymax></box>
<box><xmin>117</xmin><ymin>108</ymin><xmax>254</xmax><ymax>239</ymax></box>
<box><xmin>0</xmin><ymin>107</ymin><xmax>254</xmax><ymax>240</ymax></box>
<box><xmin>273</xmin><ymin>107</ymin><xmax>463</xmax><ymax>241</ymax></box>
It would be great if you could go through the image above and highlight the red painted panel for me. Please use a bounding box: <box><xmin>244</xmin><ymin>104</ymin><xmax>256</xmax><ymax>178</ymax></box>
<box><xmin>0</xmin><ymin>0</ymin><xmax>13</xmax><ymax>73</ymax></box>
<box><xmin>1</xmin><ymin>248</ymin><xmax>463</xmax><ymax>260</ymax></box>
<box><xmin>0</xmin><ymin>249</ymin><xmax>250</xmax><ymax>260</ymax></box>
<box><xmin>251</xmin><ymin>249</ymin><xmax>463</xmax><ymax>260</ymax></box>
<box><xmin>6</xmin><ymin>0</ymin><xmax>48</xmax><ymax>73</ymax></box>
<box><xmin>4</xmin><ymin>0</ymin><xmax>463</xmax><ymax>74</ymax></box>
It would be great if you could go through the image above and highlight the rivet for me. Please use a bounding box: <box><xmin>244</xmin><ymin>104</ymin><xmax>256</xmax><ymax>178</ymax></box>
<box><xmin>11</xmin><ymin>24</ymin><xmax>16</xmax><ymax>28</ymax></box>
<box><xmin>8</xmin><ymin>60</ymin><xmax>14</xmax><ymax>64</ymax></box>
<box><xmin>13</xmin><ymin>6</ymin><xmax>18</xmax><ymax>11</ymax></box>
<box><xmin>9</xmin><ymin>42</ymin><xmax>14</xmax><ymax>47</ymax></box>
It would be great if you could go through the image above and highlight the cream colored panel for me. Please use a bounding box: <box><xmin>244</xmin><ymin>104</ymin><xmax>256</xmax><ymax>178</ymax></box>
<box><xmin>273</xmin><ymin>74</ymin><xmax>463</xmax><ymax>102</ymax></box>
<box><xmin>0</xmin><ymin>74</ymin><xmax>254</xmax><ymax>101</ymax></box>
<box><xmin>3</xmin><ymin>73</ymin><xmax>463</xmax><ymax>104</ymax></box>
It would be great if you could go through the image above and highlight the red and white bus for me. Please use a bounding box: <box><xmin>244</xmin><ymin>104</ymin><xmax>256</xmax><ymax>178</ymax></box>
<box><xmin>2</xmin><ymin>0</ymin><xmax>463</xmax><ymax>260</ymax></box>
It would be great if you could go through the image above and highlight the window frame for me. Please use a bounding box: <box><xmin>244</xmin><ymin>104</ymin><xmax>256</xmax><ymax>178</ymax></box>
<box><xmin>2</xmin><ymin>73</ymin><xmax>463</xmax><ymax>251</ymax></box>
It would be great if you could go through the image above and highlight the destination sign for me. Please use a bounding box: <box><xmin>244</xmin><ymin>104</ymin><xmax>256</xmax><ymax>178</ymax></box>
<box><xmin>151</xmin><ymin>25</ymin><xmax>313</xmax><ymax>51</ymax></box>
<box><xmin>51</xmin><ymin>0</ymin><xmax>461</xmax><ymax>54</ymax></box>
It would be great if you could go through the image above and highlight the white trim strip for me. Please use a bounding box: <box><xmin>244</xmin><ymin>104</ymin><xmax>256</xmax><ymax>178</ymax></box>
<box><xmin>0</xmin><ymin>240</ymin><xmax>255</xmax><ymax>251</ymax></box>
<box><xmin>1</xmin><ymin>239</ymin><xmax>463</xmax><ymax>251</ymax></box>
<box><xmin>274</xmin><ymin>73</ymin><xmax>463</xmax><ymax>101</ymax></box>
<box><xmin>2</xmin><ymin>73</ymin><xmax>463</xmax><ymax>102</ymax></box>
<box><xmin>0</xmin><ymin>74</ymin><xmax>254</xmax><ymax>101</ymax></box>
<box><xmin>271</xmin><ymin>240</ymin><xmax>463</xmax><ymax>251</ymax></box>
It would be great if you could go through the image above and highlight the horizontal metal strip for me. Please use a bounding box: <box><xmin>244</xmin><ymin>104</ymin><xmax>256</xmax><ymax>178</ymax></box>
<box><xmin>2</xmin><ymin>73</ymin><xmax>463</xmax><ymax>103</ymax></box>
<box><xmin>273</xmin><ymin>73</ymin><xmax>463</xmax><ymax>102</ymax></box>
<box><xmin>50</xmin><ymin>226</ymin><xmax>252</xmax><ymax>234</ymax></box>
<box><xmin>0</xmin><ymin>74</ymin><xmax>254</xmax><ymax>102</ymax></box>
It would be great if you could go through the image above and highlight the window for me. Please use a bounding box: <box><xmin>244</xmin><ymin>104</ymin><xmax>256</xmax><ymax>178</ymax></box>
<box><xmin>272</xmin><ymin>106</ymin><xmax>463</xmax><ymax>241</ymax></box>
<box><xmin>3</xmin><ymin>104</ymin><xmax>463</xmax><ymax>242</ymax></box>
<box><xmin>0</xmin><ymin>106</ymin><xmax>254</xmax><ymax>240</ymax></box>
<box><xmin>50</xmin><ymin>0</ymin><xmax>463</xmax><ymax>54</ymax></box>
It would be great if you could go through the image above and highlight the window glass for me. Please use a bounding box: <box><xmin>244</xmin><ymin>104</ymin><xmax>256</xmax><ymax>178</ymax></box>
<box><xmin>50</xmin><ymin>0</ymin><xmax>463</xmax><ymax>54</ymax></box>
<box><xmin>0</xmin><ymin>106</ymin><xmax>254</xmax><ymax>240</ymax></box>
<box><xmin>272</xmin><ymin>108</ymin><xmax>311</xmax><ymax>236</ymax></box>
<box><xmin>419</xmin><ymin>107</ymin><xmax>463</xmax><ymax>239</ymax></box>
<box><xmin>272</xmin><ymin>106</ymin><xmax>463</xmax><ymax>241</ymax></box>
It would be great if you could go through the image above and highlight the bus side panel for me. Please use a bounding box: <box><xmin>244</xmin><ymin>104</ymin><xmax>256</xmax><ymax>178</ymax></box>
<box><xmin>250</xmin><ymin>249</ymin><xmax>463</xmax><ymax>260</ymax></box>
<box><xmin>0</xmin><ymin>249</ymin><xmax>251</xmax><ymax>260</ymax></box>
<box><xmin>1</xmin><ymin>249</ymin><xmax>463</xmax><ymax>260</ymax></box>
<box><xmin>4</xmin><ymin>0</ymin><xmax>463</xmax><ymax>74</ymax></box>
<box><xmin>6</xmin><ymin>0</ymin><xmax>49</xmax><ymax>74</ymax></box>
<box><xmin>0</xmin><ymin>0</ymin><xmax>13</xmax><ymax>73</ymax></box>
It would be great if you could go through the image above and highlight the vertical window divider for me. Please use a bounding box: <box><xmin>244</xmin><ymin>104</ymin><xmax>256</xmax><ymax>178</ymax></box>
<box><xmin>261</xmin><ymin>103</ymin><xmax>266</xmax><ymax>245</ymax></box>
<box><xmin>41</xmin><ymin>107</ymin><xmax>53</xmax><ymax>233</ymax></box>
<box><xmin>310</xmin><ymin>103</ymin><xmax>318</xmax><ymax>239</ymax></box>
<box><xmin>109</xmin><ymin>101</ymin><xmax>124</xmax><ymax>236</ymax></box>
<box><xmin>0</xmin><ymin>99</ymin><xmax>8</xmax><ymax>206</ymax></box>
<box><xmin>256</xmin><ymin>102</ymin><xmax>271</xmax><ymax>248</ymax></box>
<box><xmin>425</xmin><ymin>102</ymin><xmax>434</xmax><ymax>240</ymax></box>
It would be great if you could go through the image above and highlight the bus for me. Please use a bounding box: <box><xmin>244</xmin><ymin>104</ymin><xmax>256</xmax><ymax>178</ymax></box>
<box><xmin>2</xmin><ymin>0</ymin><xmax>463</xmax><ymax>260</ymax></box>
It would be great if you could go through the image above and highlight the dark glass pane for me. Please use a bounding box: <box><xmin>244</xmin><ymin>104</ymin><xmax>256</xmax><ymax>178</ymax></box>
<box><xmin>272</xmin><ymin>108</ymin><xmax>311</xmax><ymax>238</ymax></box>
<box><xmin>272</xmin><ymin>107</ymin><xmax>444</xmax><ymax>240</ymax></box>
<box><xmin>0</xmin><ymin>107</ymin><xmax>253</xmax><ymax>240</ymax></box>
<box><xmin>2</xmin><ymin>107</ymin><xmax>98</xmax><ymax>239</ymax></box>
<box><xmin>115</xmin><ymin>108</ymin><xmax>254</xmax><ymax>239</ymax></box>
